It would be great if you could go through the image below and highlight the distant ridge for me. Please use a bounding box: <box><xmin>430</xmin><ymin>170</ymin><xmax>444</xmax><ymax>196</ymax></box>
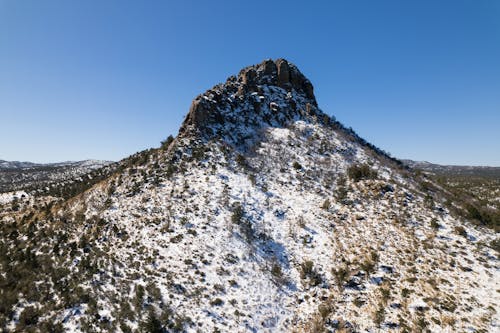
<box><xmin>0</xmin><ymin>159</ymin><xmax>112</xmax><ymax>170</ymax></box>
<box><xmin>0</xmin><ymin>159</ymin><xmax>114</xmax><ymax>194</ymax></box>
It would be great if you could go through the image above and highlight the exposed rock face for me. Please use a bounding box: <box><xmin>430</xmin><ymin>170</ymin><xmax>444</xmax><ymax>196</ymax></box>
<box><xmin>179</xmin><ymin>59</ymin><xmax>319</xmax><ymax>144</ymax></box>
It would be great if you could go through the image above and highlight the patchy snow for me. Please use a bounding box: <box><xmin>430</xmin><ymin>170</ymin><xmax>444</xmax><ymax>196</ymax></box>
<box><xmin>0</xmin><ymin>191</ymin><xmax>28</xmax><ymax>204</ymax></box>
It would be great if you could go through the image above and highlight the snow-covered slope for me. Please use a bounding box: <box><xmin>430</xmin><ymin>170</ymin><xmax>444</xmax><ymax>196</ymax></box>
<box><xmin>0</xmin><ymin>59</ymin><xmax>498</xmax><ymax>333</ymax></box>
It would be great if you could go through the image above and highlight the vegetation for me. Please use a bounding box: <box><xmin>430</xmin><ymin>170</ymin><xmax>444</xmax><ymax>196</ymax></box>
<box><xmin>419</xmin><ymin>166</ymin><xmax>500</xmax><ymax>232</ymax></box>
<box><xmin>160</xmin><ymin>135</ymin><xmax>174</xmax><ymax>150</ymax></box>
<box><xmin>331</xmin><ymin>264</ymin><xmax>349</xmax><ymax>290</ymax></box>
<box><xmin>300</xmin><ymin>260</ymin><xmax>322</xmax><ymax>287</ymax></box>
<box><xmin>292</xmin><ymin>161</ymin><xmax>303</xmax><ymax>170</ymax></box>
<box><xmin>347</xmin><ymin>164</ymin><xmax>377</xmax><ymax>182</ymax></box>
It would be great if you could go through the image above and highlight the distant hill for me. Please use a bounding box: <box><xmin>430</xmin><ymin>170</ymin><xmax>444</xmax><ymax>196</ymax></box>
<box><xmin>0</xmin><ymin>159</ymin><xmax>113</xmax><ymax>195</ymax></box>
<box><xmin>404</xmin><ymin>159</ymin><xmax>500</xmax><ymax>231</ymax></box>
<box><xmin>403</xmin><ymin>160</ymin><xmax>500</xmax><ymax>179</ymax></box>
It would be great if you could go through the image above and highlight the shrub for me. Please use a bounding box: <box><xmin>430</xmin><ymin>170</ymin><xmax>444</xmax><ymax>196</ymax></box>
<box><xmin>360</xmin><ymin>251</ymin><xmax>379</xmax><ymax>276</ymax></box>
<box><xmin>231</xmin><ymin>202</ymin><xmax>244</xmax><ymax>225</ymax></box>
<box><xmin>231</xmin><ymin>202</ymin><xmax>253</xmax><ymax>242</ymax></box>
<box><xmin>18</xmin><ymin>306</ymin><xmax>39</xmax><ymax>328</ymax></box>
<box><xmin>191</xmin><ymin>146</ymin><xmax>206</xmax><ymax>160</ymax></box>
<box><xmin>490</xmin><ymin>238</ymin><xmax>500</xmax><ymax>253</ymax></box>
<box><xmin>300</xmin><ymin>260</ymin><xmax>314</xmax><ymax>279</ymax></box>
<box><xmin>160</xmin><ymin>135</ymin><xmax>174</xmax><ymax>149</ymax></box>
<box><xmin>430</xmin><ymin>218</ymin><xmax>440</xmax><ymax>230</ymax></box>
<box><xmin>347</xmin><ymin>164</ymin><xmax>377</xmax><ymax>182</ymax></box>
<box><xmin>292</xmin><ymin>161</ymin><xmax>302</xmax><ymax>170</ymax></box>
<box><xmin>373</xmin><ymin>303</ymin><xmax>385</xmax><ymax>328</ymax></box>
<box><xmin>466</xmin><ymin>204</ymin><xmax>482</xmax><ymax>221</ymax></box>
<box><xmin>300</xmin><ymin>260</ymin><xmax>322</xmax><ymax>287</ymax></box>
<box><xmin>336</xmin><ymin>185</ymin><xmax>348</xmax><ymax>201</ymax></box>
<box><xmin>210</xmin><ymin>298</ymin><xmax>224</xmax><ymax>306</ymax></box>
<box><xmin>321</xmin><ymin>199</ymin><xmax>331</xmax><ymax>210</ymax></box>
<box><xmin>401</xmin><ymin>288</ymin><xmax>411</xmax><ymax>298</ymax></box>
<box><xmin>271</xmin><ymin>262</ymin><xmax>282</xmax><ymax>279</ymax></box>
<box><xmin>318</xmin><ymin>302</ymin><xmax>333</xmax><ymax>320</ymax></box>
<box><xmin>454</xmin><ymin>226</ymin><xmax>467</xmax><ymax>237</ymax></box>
<box><xmin>170</xmin><ymin>234</ymin><xmax>184</xmax><ymax>243</ymax></box>
<box><xmin>331</xmin><ymin>265</ymin><xmax>349</xmax><ymax>290</ymax></box>
<box><xmin>141</xmin><ymin>310</ymin><xmax>163</xmax><ymax>333</ymax></box>
<box><xmin>235</xmin><ymin>154</ymin><xmax>247</xmax><ymax>168</ymax></box>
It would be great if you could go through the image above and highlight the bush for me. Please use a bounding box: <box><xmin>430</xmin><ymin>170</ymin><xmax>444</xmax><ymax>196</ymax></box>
<box><xmin>360</xmin><ymin>251</ymin><xmax>379</xmax><ymax>276</ymax></box>
<box><xmin>454</xmin><ymin>226</ymin><xmax>467</xmax><ymax>237</ymax></box>
<box><xmin>292</xmin><ymin>161</ymin><xmax>302</xmax><ymax>170</ymax></box>
<box><xmin>347</xmin><ymin>164</ymin><xmax>377</xmax><ymax>182</ymax></box>
<box><xmin>321</xmin><ymin>199</ymin><xmax>331</xmax><ymax>210</ymax></box>
<box><xmin>373</xmin><ymin>303</ymin><xmax>385</xmax><ymax>328</ymax></box>
<box><xmin>300</xmin><ymin>260</ymin><xmax>322</xmax><ymax>287</ymax></box>
<box><xmin>18</xmin><ymin>306</ymin><xmax>39</xmax><ymax>328</ymax></box>
<box><xmin>160</xmin><ymin>135</ymin><xmax>174</xmax><ymax>149</ymax></box>
<box><xmin>271</xmin><ymin>262</ymin><xmax>282</xmax><ymax>278</ymax></box>
<box><xmin>490</xmin><ymin>238</ymin><xmax>500</xmax><ymax>253</ymax></box>
<box><xmin>210</xmin><ymin>298</ymin><xmax>224</xmax><ymax>306</ymax></box>
<box><xmin>141</xmin><ymin>310</ymin><xmax>163</xmax><ymax>333</ymax></box>
<box><xmin>235</xmin><ymin>154</ymin><xmax>247</xmax><ymax>168</ymax></box>
<box><xmin>231</xmin><ymin>202</ymin><xmax>244</xmax><ymax>225</ymax></box>
<box><xmin>231</xmin><ymin>202</ymin><xmax>253</xmax><ymax>242</ymax></box>
<box><xmin>318</xmin><ymin>302</ymin><xmax>333</xmax><ymax>320</ymax></box>
<box><xmin>430</xmin><ymin>218</ymin><xmax>440</xmax><ymax>230</ymax></box>
<box><xmin>331</xmin><ymin>265</ymin><xmax>349</xmax><ymax>290</ymax></box>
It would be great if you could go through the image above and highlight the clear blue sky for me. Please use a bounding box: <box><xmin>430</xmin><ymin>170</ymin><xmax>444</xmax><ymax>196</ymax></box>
<box><xmin>1</xmin><ymin>1</ymin><xmax>499</xmax><ymax>165</ymax></box>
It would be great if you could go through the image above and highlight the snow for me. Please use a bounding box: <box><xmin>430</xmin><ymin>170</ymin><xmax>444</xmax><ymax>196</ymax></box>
<box><xmin>44</xmin><ymin>116</ymin><xmax>498</xmax><ymax>332</ymax></box>
<box><xmin>0</xmin><ymin>191</ymin><xmax>28</xmax><ymax>204</ymax></box>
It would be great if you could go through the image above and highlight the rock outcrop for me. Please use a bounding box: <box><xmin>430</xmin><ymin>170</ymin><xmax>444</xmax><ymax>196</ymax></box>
<box><xmin>179</xmin><ymin>59</ymin><xmax>319</xmax><ymax>143</ymax></box>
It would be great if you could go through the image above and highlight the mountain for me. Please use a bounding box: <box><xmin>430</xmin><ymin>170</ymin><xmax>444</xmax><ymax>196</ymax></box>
<box><xmin>0</xmin><ymin>160</ymin><xmax>39</xmax><ymax>169</ymax></box>
<box><xmin>403</xmin><ymin>160</ymin><xmax>500</xmax><ymax>178</ymax></box>
<box><xmin>0</xmin><ymin>159</ymin><xmax>114</xmax><ymax>196</ymax></box>
<box><xmin>0</xmin><ymin>59</ymin><xmax>498</xmax><ymax>333</ymax></box>
<box><xmin>0</xmin><ymin>159</ymin><xmax>112</xmax><ymax>170</ymax></box>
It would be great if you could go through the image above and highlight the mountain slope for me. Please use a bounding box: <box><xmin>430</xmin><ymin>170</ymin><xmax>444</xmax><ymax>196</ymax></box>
<box><xmin>0</xmin><ymin>59</ymin><xmax>498</xmax><ymax>333</ymax></box>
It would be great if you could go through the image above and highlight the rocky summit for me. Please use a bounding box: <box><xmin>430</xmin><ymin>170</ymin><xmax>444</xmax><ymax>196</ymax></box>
<box><xmin>0</xmin><ymin>59</ymin><xmax>498</xmax><ymax>333</ymax></box>
<box><xmin>179</xmin><ymin>59</ymin><xmax>320</xmax><ymax>147</ymax></box>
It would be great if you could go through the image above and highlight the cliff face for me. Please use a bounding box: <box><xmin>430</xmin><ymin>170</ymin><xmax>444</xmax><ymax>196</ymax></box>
<box><xmin>179</xmin><ymin>59</ymin><xmax>320</xmax><ymax>147</ymax></box>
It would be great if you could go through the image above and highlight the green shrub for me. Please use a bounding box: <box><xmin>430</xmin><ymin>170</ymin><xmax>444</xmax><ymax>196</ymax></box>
<box><xmin>490</xmin><ymin>238</ymin><xmax>500</xmax><ymax>253</ymax></box>
<box><xmin>18</xmin><ymin>306</ymin><xmax>39</xmax><ymax>328</ymax></box>
<box><xmin>160</xmin><ymin>135</ymin><xmax>174</xmax><ymax>149</ymax></box>
<box><xmin>430</xmin><ymin>218</ymin><xmax>440</xmax><ymax>230</ymax></box>
<box><xmin>347</xmin><ymin>164</ymin><xmax>377</xmax><ymax>182</ymax></box>
<box><xmin>231</xmin><ymin>202</ymin><xmax>244</xmax><ymax>225</ymax></box>
<box><xmin>236</xmin><ymin>154</ymin><xmax>247</xmax><ymax>168</ymax></box>
<box><xmin>292</xmin><ymin>161</ymin><xmax>302</xmax><ymax>170</ymax></box>
<box><xmin>141</xmin><ymin>310</ymin><xmax>163</xmax><ymax>333</ymax></box>
<box><xmin>210</xmin><ymin>298</ymin><xmax>224</xmax><ymax>306</ymax></box>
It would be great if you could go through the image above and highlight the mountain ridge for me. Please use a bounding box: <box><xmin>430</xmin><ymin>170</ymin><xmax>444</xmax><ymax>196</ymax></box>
<box><xmin>0</xmin><ymin>159</ymin><xmax>114</xmax><ymax>197</ymax></box>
